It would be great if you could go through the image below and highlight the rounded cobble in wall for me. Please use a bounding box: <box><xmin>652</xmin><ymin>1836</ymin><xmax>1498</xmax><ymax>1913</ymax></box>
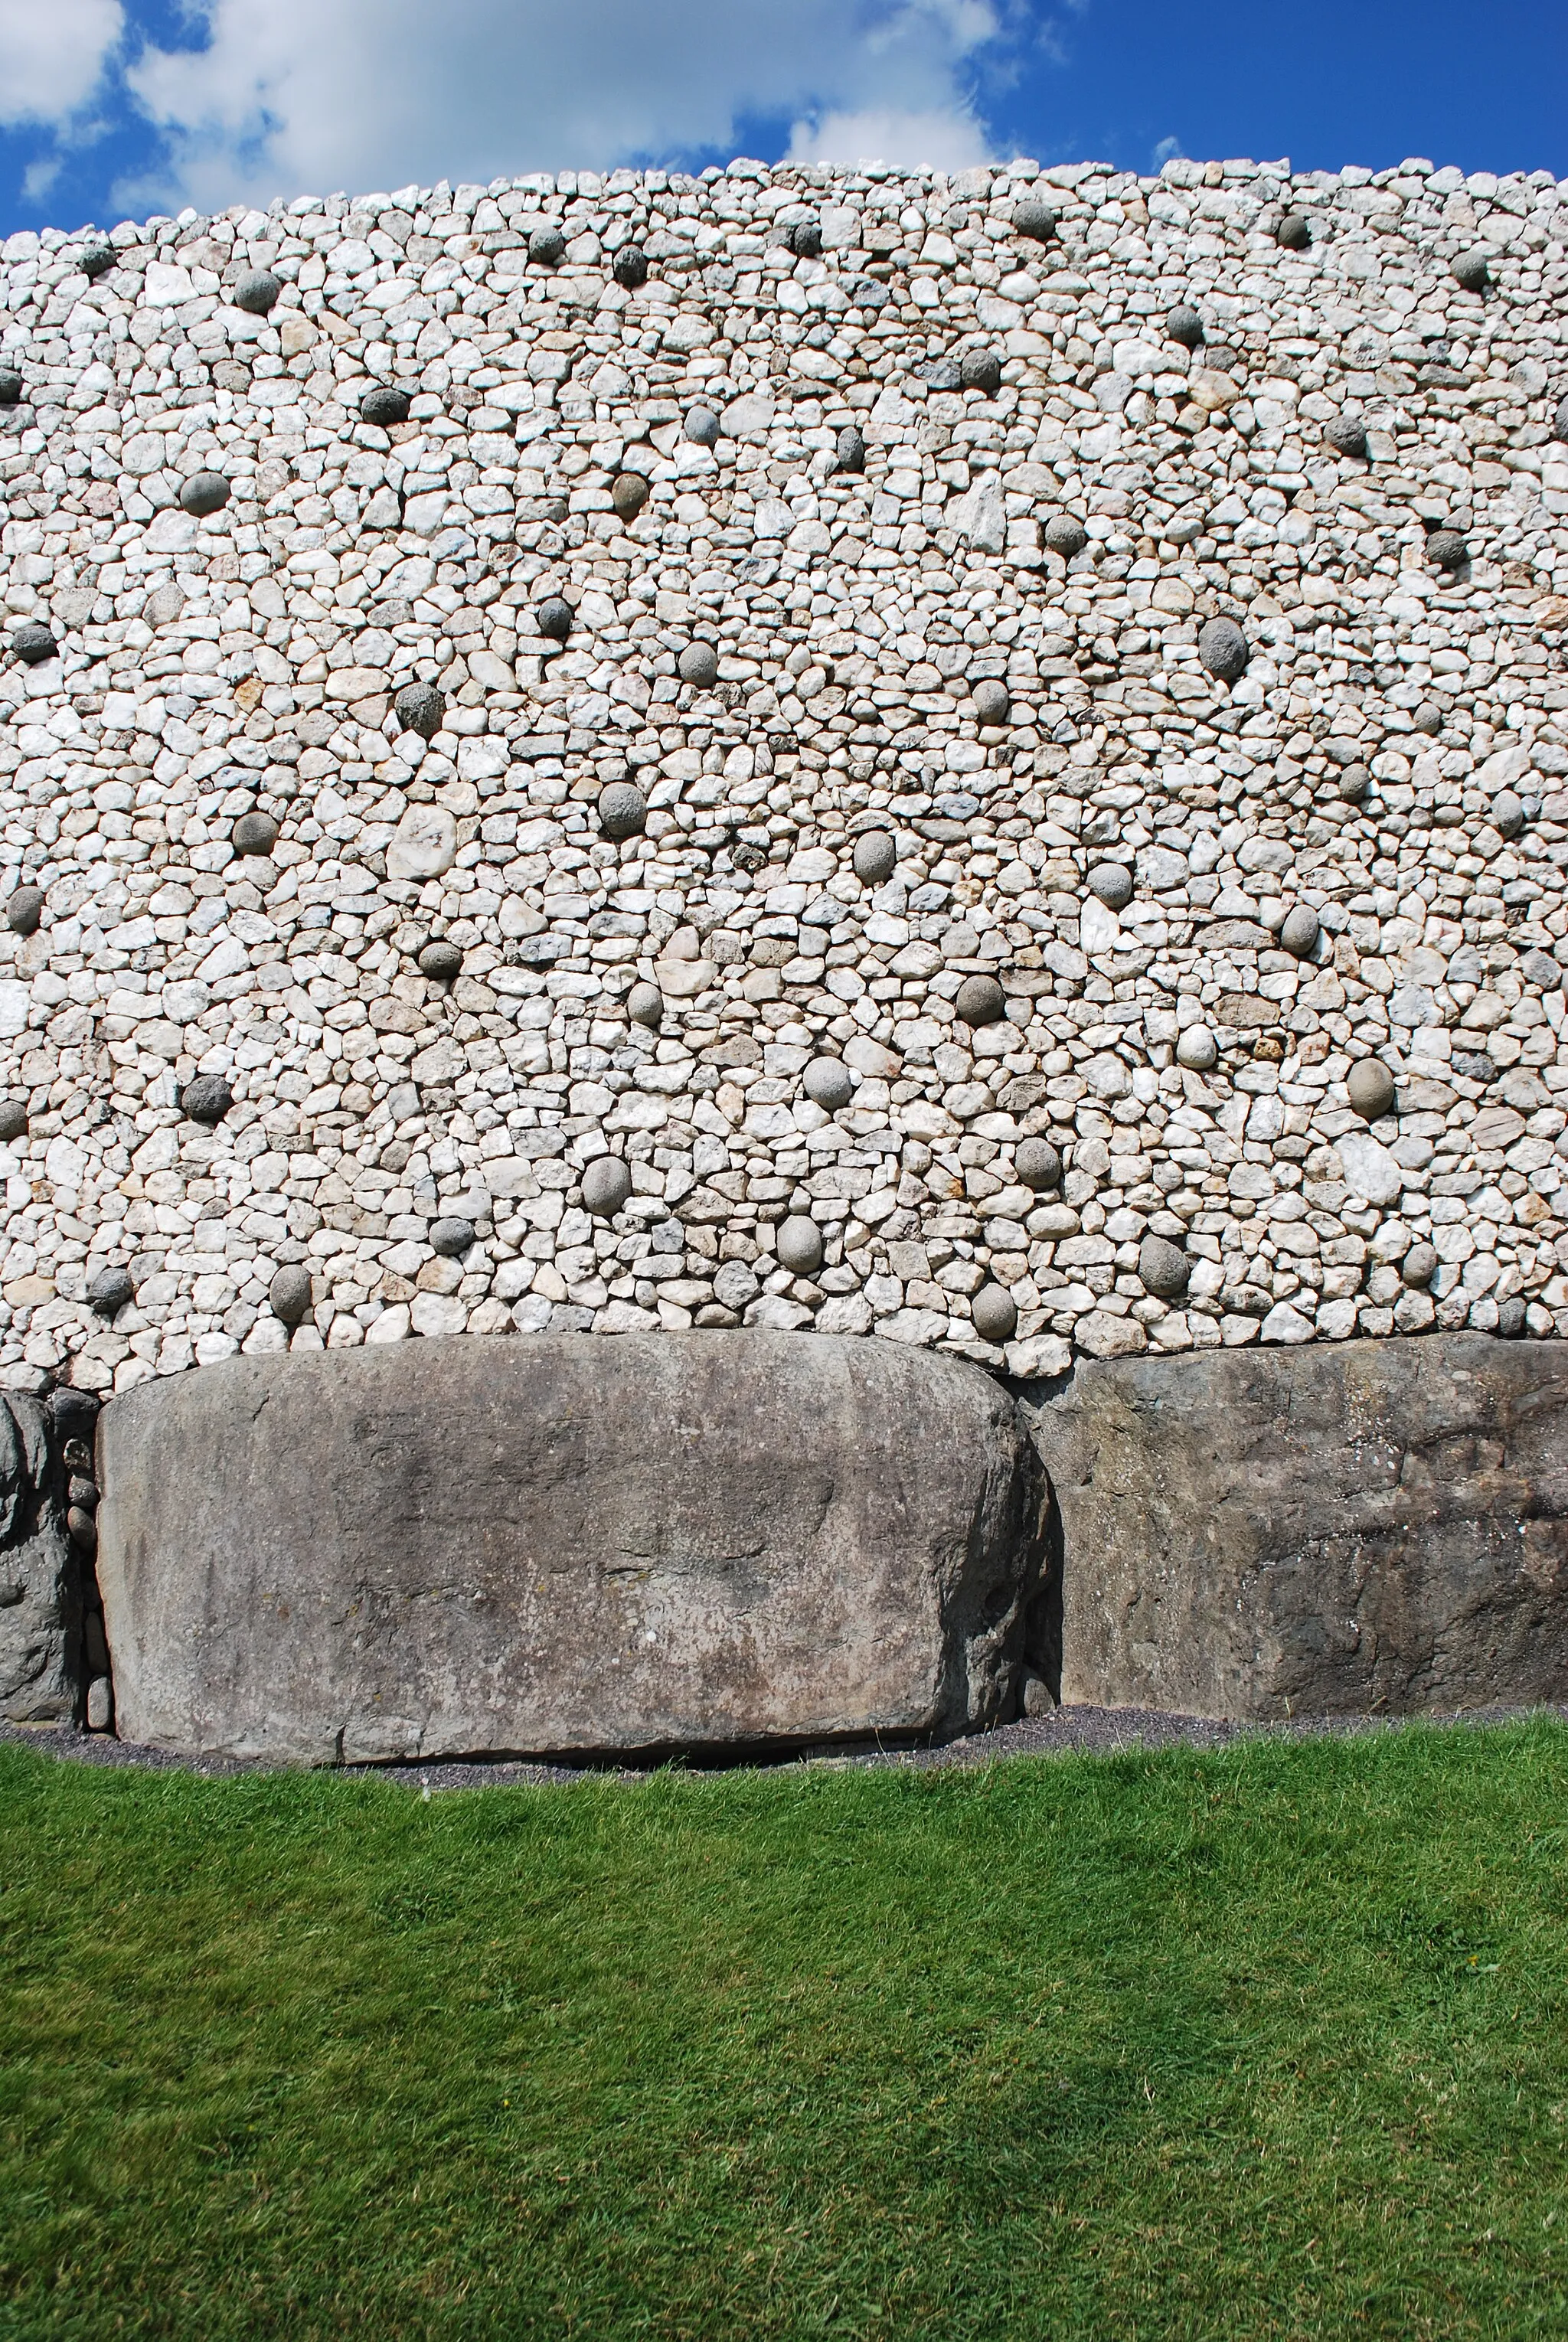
<box><xmin>180</xmin><ymin>1076</ymin><xmax>233</xmax><ymax>1127</ymax></box>
<box><xmin>598</xmin><ymin>782</ymin><xmax>646</xmax><ymax>839</ymax></box>
<box><xmin>361</xmin><ymin>384</ymin><xmax>413</xmax><ymax>426</ymax></box>
<box><xmin>232</xmin><ymin>268</ymin><xmax>282</xmax><ymax>315</ymax></box>
<box><xmin>851</xmin><ymin>831</ymin><xmax>897</xmax><ymax>884</ymax></box>
<box><xmin>582</xmin><ymin>1158</ymin><xmax>632</xmax><ymax>1219</ymax></box>
<box><xmin>5</xmin><ymin>886</ymin><xmax>43</xmax><ymax>936</ymax></box>
<box><xmin>270</xmin><ymin>1266</ymin><xmax>314</xmax><ymax>1326</ymax></box>
<box><xmin>394</xmin><ymin>681</ymin><xmax>445</xmax><ymax>738</ymax></box>
<box><xmin>179</xmin><ymin>472</ymin><xmax>229</xmax><ymax>517</ymax></box>
<box><xmin>11</xmin><ymin>622</ymin><xmax>55</xmax><ymax>665</ymax></box>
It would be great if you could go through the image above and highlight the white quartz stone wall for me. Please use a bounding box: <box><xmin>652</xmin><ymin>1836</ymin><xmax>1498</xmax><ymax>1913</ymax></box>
<box><xmin>2</xmin><ymin>152</ymin><xmax>1568</xmax><ymax>1399</ymax></box>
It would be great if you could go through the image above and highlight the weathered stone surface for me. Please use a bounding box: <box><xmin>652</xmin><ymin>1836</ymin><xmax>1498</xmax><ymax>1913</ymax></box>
<box><xmin>0</xmin><ymin>1396</ymin><xmax>74</xmax><ymax>1724</ymax></box>
<box><xmin>1025</xmin><ymin>1335</ymin><xmax>1568</xmax><ymax>1720</ymax></box>
<box><xmin>95</xmin><ymin>1335</ymin><xmax>1049</xmax><ymax>1762</ymax></box>
<box><xmin>678</xmin><ymin>641</ymin><xmax>717</xmax><ymax>685</ymax></box>
<box><xmin>851</xmin><ymin>830</ymin><xmax>896</xmax><ymax>884</ymax></box>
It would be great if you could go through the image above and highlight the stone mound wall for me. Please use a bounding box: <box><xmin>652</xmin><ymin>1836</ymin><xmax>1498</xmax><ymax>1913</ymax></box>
<box><xmin>2</xmin><ymin>153</ymin><xmax>1568</xmax><ymax>1400</ymax></box>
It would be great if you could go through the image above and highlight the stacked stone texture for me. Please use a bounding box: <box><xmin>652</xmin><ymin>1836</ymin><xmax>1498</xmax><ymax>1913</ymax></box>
<box><xmin>1</xmin><ymin>150</ymin><xmax>1567</xmax><ymax>1398</ymax></box>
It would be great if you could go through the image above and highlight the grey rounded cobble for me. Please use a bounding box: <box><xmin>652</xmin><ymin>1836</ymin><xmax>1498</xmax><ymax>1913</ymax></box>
<box><xmin>179</xmin><ymin>472</ymin><xmax>229</xmax><ymax>517</ymax></box>
<box><xmin>598</xmin><ymin>782</ymin><xmax>647</xmax><ymax>839</ymax></box>
<box><xmin>582</xmin><ymin>1157</ymin><xmax>632</xmax><ymax>1218</ymax></box>
<box><xmin>180</xmin><ymin>1076</ymin><xmax>233</xmax><ymax>1126</ymax></box>
<box><xmin>270</xmin><ymin>1265</ymin><xmax>314</xmax><ymax>1325</ymax></box>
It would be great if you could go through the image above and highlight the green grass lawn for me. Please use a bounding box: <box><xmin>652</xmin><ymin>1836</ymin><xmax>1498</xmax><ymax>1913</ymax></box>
<box><xmin>2</xmin><ymin>1723</ymin><xmax>1567</xmax><ymax>2340</ymax></box>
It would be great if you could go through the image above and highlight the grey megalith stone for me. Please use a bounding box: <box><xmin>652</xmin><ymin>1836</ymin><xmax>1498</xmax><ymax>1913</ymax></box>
<box><xmin>0</xmin><ymin>1396</ymin><xmax>74</xmax><ymax>1723</ymax></box>
<box><xmin>95</xmin><ymin>1334</ymin><xmax>1050</xmax><ymax>1765</ymax></box>
<box><xmin>1024</xmin><ymin>1334</ymin><xmax>1568</xmax><ymax>1721</ymax></box>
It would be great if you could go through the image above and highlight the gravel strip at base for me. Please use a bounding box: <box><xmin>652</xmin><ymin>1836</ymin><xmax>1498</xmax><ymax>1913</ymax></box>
<box><xmin>8</xmin><ymin>1703</ymin><xmax>1566</xmax><ymax>1794</ymax></box>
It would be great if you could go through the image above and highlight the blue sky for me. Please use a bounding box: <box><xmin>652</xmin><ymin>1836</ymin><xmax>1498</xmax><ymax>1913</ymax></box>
<box><xmin>2</xmin><ymin>0</ymin><xmax>1564</xmax><ymax>236</ymax></box>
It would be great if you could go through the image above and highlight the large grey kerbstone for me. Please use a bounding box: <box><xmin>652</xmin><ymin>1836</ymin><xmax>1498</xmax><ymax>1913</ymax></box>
<box><xmin>96</xmin><ymin>1334</ymin><xmax>1049</xmax><ymax>1764</ymax></box>
<box><xmin>0</xmin><ymin>1396</ymin><xmax>75</xmax><ymax>1723</ymax></box>
<box><xmin>1024</xmin><ymin>1335</ymin><xmax>1568</xmax><ymax>1720</ymax></box>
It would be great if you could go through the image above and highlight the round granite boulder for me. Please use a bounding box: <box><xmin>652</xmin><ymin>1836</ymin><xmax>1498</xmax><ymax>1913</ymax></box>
<box><xmin>179</xmin><ymin>471</ymin><xmax>230</xmax><ymax>517</ymax></box>
<box><xmin>612</xmin><ymin>471</ymin><xmax>650</xmax><ymax>521</ymax></box>
<box><xmin>1013</xmin><ymin>199</ymin><xmax>1057</xmax><ymax>242</ymax></box>
<box><xmin>961</xmin><ymin>348</ymin><xmax>1003</xmax><ymax>395</ymax></box>
<box><xmin>1452</xmin><ymin>250</ymin><xmax>1491</xmax><ymax>292</ymax></box>
<box><xmin>787</xmin><ymin>219</ymin><xmax>823</xmax><ymax>258</ymax></box>
<box><xmin>1165</xmin><ymin>304</ymin><xmax>1205</xmax><ymax>348</ymax></box>
<box><xmin>598</xmin><ymin>782</ymin><xmax>647</xmax><ymax>841</ymax></box>
<box><xmin>1427</xmin><ymin>528</ymin><xmax>1468</xmax><ymax>570</ymax></box>
<box><xmin>0</xmin><ymin>371</ymin><xmax>22</xmax><ymax>406</ymax></box>
<box><xmin>528</xmin><ymin>225</ymin><xmax>567</xmax><ymax>266</ymax></box>
<box><xmin>1138</xmin><ymin>1236</ymin><xmax>1191</xmax><ymax>1298</ymax></box>
<box><xmin>394</xmin><ymin>681</ymin><xmax>445</xmax><ymax>739</ymax></box>
<box><xmin>971</xmin><ymin>1284</ymin><xmax>1018</xmax><ymax>1343</ymax></box>
<box><xmin>612</xmin><ymin>246</ymin><xmax>648</xmax><ymax>289</ymax></box>
<box><xmin>233</xmin><ymin>269</ymin><xmax>282</xmax><ymax>315</ymax></box>
<box><xmin>231</xmin><ymin>812</ymin><xmax>279</xmax><ymax>857</ymax></box>
<box><xmin>430</xmin><ymin>1218</ymin><xmax>475</xmax><ymax>1259</ymax></box>
<box><xmin>181</xmin><ymin>1075</ymin><xmax>233</xmax><ymax>1126</ymax></box>
<box><xmin>1279</xmin><ymin>903</ymin><xmax>1321</xmax><ymax>959</ymax></box>
<box><xmin>775</xmin><ymin>1215</ymin><xmax>824</xmax><ymax>1276</ymax></box>
<box><xmin>1338</xmin><ymin>763</ymin><xmax>1371</xmax><ymax>804</ymax></box>
<box><xmin>1402</xmin><ymin>1242</ymin><xmax>1438</xmax><ymax>1289</ymax></box>
<box><xmin>678</xmin><ymin>641</ymin><xmax>718</xmax><ymax>686</ymax></box>
<box><xmin>835</xmin><ymin>425</ymin><xmax>867</xmax><ymax>474</ymax></box>
<box><xmin>0</xmin><ymin>1101</ymin><xmax>27</xmax><ymax>1142</ymax></box>
<box><xmin>12</xmin><ymin>623</ymin><xmax>56</xmax><ymax>665</ymax></box>
<box><xmin>1276</xmin><ymin>213</ymin><xmax>1312</xmax><ymax>249</ymax></box>
<box><xmin>1347</xmin><ymin>1058</ymin><xmax>1396</xmax><ymax>1121</ymax></box>
<box><xmin>78</xmin><ymin>245</ymin><xmax>116</xmax><ymax>281</ymax></box>
<box><xmin>685</xmin><ymin>405</ymin><xmax>720</xmax><ymax>446</ymax></box>
<box><xmin>1088</xmin><ymin>862</ymin><xmax>1133</xmax><ymax>911</ymax></box>
<box><xmin>582</xmin><ymin>1156</ymin><xmax>632</xmax><ymax>1218</ymax></box>
<box><xmin>537</xmin><ymin>596</ymin><xmax>574</xmax><ymax>642</ymax></box>
<box><xmin>956</xmin><ymin>975</ymin><xmax>1006</xmax><ymax>1027</ymax></box>
<box><xmin>1044</xmin><ymin>514</ymin><xmax>1087</xmax><ymax>559</ymax></box>
<box><xmin>803</xmin><ymin>1058</ymin><xmax>853</xmax><ymax>1110</ymax></box>
<box><xmin>1492</xmin><ymin>789</ymin><xmax>1526</xmax><ymax>840</ymax></box>
<box><xmin>1198</xmin><ymin>616</ymin><xmax>1249</xmax><ymax>682</ymax></box>
<box><xmin>852</xmin><ymin>830</ymin><xmax>897</xmax><ymax>884</ymax></box>
<box><xmin>1555</xmin><ymin>397</ymin><xmax>1568</xmax><ymax>444</ymax></box>
<box><xmin>361</xmin><ymin>384</ymin><xmax>412</xmax><ymax>426</ymax></box>
<box><xmin>1015</xmin><ymin>1138</ymin><xmax>1062</xmax><ymax>1192</ymax></box>
<box><xmin>1325</xmin><ymin>415</ymin><xmax>1369</xmax><ymax>458</ymax></box>
<box><xmin>627</xmin><ymin>982</ymin><xmax>663</xmax><ymax>1029</ymax></box>
<box><xmin>6</xmin><ymin>886</ymin><xmax>44</xmax><ymax>936</ymax></box>
<box><xmin>418</xmin><ymin>939</ymin><xmax>463</xmax><ymax>982</ymax></box>
<box><xmin>270</xmin><ymin>1265</ymin><xmax>313</xmax><ymax>1325</ymax></box>
<box><xmin>90</xmin><ymin>1266</ymin><xmax>135</xmax><ymax>1318</ymax></box>
<box><xmin>1176</xmin><ymin>1025</ymin><xmax>1218</xmax><ymax>1072</ymax></box>
<box><xmin>972</xmin><ymin>678</ymin><xmax>1011</xmax><ymax>726</ymax></box>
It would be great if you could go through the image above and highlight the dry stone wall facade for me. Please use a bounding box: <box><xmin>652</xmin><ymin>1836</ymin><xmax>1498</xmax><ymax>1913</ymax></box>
<box><xmin>3</xmin><ymin>152</ymin><xmax>1568</xmax><ymax>1399</ymax></box>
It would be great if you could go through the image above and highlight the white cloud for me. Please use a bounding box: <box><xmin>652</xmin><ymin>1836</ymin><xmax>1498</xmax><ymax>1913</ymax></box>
<box><xmin>786</xmin><ymin>106</ymin><xmax>991</xmax><ymax>171</ymax></box>
<box><xmin>119</xmin><ymin>0</ymin><xmax>1004</xmax><ymax>213</ymax></box>
<box><xmin>0</xmin><ymin>0</ymin><xmax>123</xmax><ymax>126</ymax></box>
